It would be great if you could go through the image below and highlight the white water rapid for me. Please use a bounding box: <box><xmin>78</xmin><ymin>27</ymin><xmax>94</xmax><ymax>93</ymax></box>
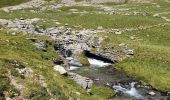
<box><xmin>112</xmin><ymin>82</ymin><xmax>145</xmax><ymax>99</ymax></box>
<box><xmin>87</xmin><ymin>58</ymin><xmax>112</xmax><ymax>67</ymax></box>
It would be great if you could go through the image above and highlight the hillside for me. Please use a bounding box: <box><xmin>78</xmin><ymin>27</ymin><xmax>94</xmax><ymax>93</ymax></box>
<box><xmin>0</xmin><ymin>0</ymin><xmax>170</xmax><ymax>100</ymax></box>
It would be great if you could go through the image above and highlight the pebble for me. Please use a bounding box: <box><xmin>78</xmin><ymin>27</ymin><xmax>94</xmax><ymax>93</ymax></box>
<box><xmin>148</xmin><ymin>91</ymin><xmax>156</xmax><ymax>96</ymax></box>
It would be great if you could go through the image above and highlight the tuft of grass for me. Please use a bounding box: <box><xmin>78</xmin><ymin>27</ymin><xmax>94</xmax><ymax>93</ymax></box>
<box><xmin>75</xmin><ymin>53</ymin><xmax>90</xmax><ymax>66</ymax></box>
<box><xmin>91</xmin><ymin>85</ymin><xmax>115</xmax><ymax>99</ymax></box>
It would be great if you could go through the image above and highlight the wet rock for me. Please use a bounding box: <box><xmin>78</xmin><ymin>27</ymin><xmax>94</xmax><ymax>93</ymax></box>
<box><xmin>68</xmin><ymin>72</ymin><xmax>93</xmax><ymax>89</ymax></box>
<box><xmin>54</xmin><ymin>65</ymin><xmax>67</xmax><ymax>75</ymax></box>
<box><xmin>67</xmin><ymin>58</ymin><xmax>83</xmax><ymax>67</ymax></box>
<box><xmin>148</xmin><ymin>91</ymin><xmax>156</xmax><ymax>96</ymax></box>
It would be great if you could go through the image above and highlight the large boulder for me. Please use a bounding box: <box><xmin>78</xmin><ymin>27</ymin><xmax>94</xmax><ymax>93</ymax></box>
<box><xmin>54</xmin><ymin>65</ymin><xmax>67</xmax><ymax>75</ymax></box>
<box><xmin>68</xmin><ymin>72</ymin><xmax>93</xmax><ymax>89</ymax></box>
<box><xmin>66</xmin><ymin>57</ymin><xmax>83</xmax><ymax>67</ymax></box>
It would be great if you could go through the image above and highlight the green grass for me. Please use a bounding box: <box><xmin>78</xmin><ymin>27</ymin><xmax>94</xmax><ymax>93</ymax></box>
<box><xmin>0</xmin><ymin>9</ymin><xmax>165</xmax><ymax>29</ymax></box>
<box><xmin>101</xmin><ymin>24</ymin><xmax>170</xmax><ymax>92</ymax></box>
<box><xmin>0</xmin><ymin>0</ymin><xmax>170</xmax><ymax>96</ymax></box>
<box><xmin>91</xmin><ymin>85</ymin><xmax>115</xmax><ymax>99</ymax></box>
<box><xmin>0</xmin><ymin>0</ymin><xmax>30</xmax><ymax>8</ymax></box>
<box><xmin>0</xmin><ymin>30</ymin><xmax>116</xmax><ymax>99</ymax></box>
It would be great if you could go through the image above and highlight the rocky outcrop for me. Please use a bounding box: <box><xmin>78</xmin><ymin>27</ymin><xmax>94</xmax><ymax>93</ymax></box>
<box><xmin>68</xmin><ymin>72</ymin><xmax>93</xmax><ymax>89</ymax></box>
<box><xmin>0</xmin><ymin>18</ymin><xmax>41</xmax><ymax>33</ymax></box>
<box><xmin>54</xmin><ymin>65</ymin><xmax>93</xmax><ymax>89</ymax></box>
<box><xmin>1</xmin><ymin>0</ymin><xmax>45</xmax><ymax>13</ymax></box>
<box><xmin>66</xmin><ymin>57</ymin><xmax>83</xmax><ymax>67</ymax></box>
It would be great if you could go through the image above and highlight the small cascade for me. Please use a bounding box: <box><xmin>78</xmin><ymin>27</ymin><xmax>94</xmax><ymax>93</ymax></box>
<box><xmin>87</xmin><ymin>58</ymin><xmax>112</xmax><ymax>67</ymax></box>
<box><xmin>113</xmin><ymin>82</ymin><xmax>145</xmax><ymax>100</ymax></box>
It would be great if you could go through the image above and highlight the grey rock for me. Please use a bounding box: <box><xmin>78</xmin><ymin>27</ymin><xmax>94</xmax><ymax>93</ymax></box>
<box><xmin>127</xmin><ymin>49</ymin><xmax>134</xmax><ymax>55</ymax></box>
<box><xmin>68</xmin><ymin>59</ymin><xmax>83</xmax><ymax>67</ymax></box>
<box><xmin>54</xmin><ymin>65</ymin><xmax>67</xmax><ymax>75</ymax></box>
<box><xmin>34</xmin><ymin>42</ymin><xmax>47</xmax><ymax>52</ymax></box>
<box><xmin>68</xmin><ymin>72</ymin><xmax>93</xmax><ymax>89</ymax></box>
<box><xmin>148</xmin><ymin>91</ymin><xmax>156</xmax><ymax>96</ymax></box>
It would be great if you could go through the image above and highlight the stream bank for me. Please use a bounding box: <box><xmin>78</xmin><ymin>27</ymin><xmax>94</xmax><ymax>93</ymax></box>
<box><xmin>69</xmin><ymin>56</ymin><xmax>170</xmax><ymax>100</ymax></box>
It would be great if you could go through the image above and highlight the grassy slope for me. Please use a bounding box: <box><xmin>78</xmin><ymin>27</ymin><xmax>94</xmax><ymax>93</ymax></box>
<box><xmin>0</xmin><ymin>30</ymin><xmax>115</xmax><ymax>99</ymax></box>
<box><xmin>0</xmin><ymin>0</ymin><xmax>31</xmax><ymax>8</ymax></box>
<box><xmin>101</xmin><ymin>24</ymin><xmax>170</xmax><ymax>92</ymax></box>
<box><xmin>0</xmin><ymin>9</ymin><xmax>165</xmax><ymax>29</ymax></box>
<box><xmin>0</xmin><ymin>0</ymin><xmax>170</xmax><ymax>97</ymax></box>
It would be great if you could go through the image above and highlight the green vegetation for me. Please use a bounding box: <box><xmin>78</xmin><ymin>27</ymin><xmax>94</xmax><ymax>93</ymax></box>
<box><xmin>0</xmin><ymin>0</ymin><xmax>170</xmax><ymax>99</ymax></box>
<box><xmin>0</xmin><ymin>30</ymin><xmax>116</xmax><ymax>99</ymax></box>
<box><xmin>0</xmin><ymin>0</ymin><xmax>30</xmax><ymax>8</ymax></box>
<box><xmin>0</xmin><ymin>9</ymin><xmax>165</xmax><ymax>29</ymax></box>
<box><xmin>75</xmin><ymin>53</ymin><xmax>90</xmax><ymax>66</ymax></box>
<box><xmin>91</xmin><ymin>85</ymin><xmax>116</xmax><ymax>99</ymax></box>
<box><xmin>101</xmin><ymin>24</ymin><xmax>170</xmax><ymax>92</ymax></box>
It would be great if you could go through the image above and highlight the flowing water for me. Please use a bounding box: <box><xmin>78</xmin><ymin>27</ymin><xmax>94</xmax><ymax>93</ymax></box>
<box><xmin>87</xmin><ymin>58</ymin><xmax>112</xmax><ymax>67</ymax></box>
<box><xmin>70</xmin><ymin>57</ymin><xmax>169</xmax><ymax>99</ymax></box>
<box><xmin>113</xmin><ymin>82</ymin><xmax>145</xmax><ymax>100</ymax></box>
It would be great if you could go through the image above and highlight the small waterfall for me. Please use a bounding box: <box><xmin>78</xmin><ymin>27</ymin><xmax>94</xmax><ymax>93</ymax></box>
<box><xmin>113</xmin><ymin>82</ymin><xmax>145</xmax><ymax>99</ymax></box>
<box><xmin>88</xmin><ymin>58</ymin><xmax>112</xmax><ymax>67</ymax></box>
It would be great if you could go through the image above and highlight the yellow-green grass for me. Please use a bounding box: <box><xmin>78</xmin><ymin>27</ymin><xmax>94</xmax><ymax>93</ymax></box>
<box><xmin>0</xmin><ymin>30</ymin><xmax>115</xmax><ymax>99</ymax></box>
<box><xmin>101</xmin><ymin>24</ymin><xmax>170</xmax><ymax>92</ymax></box>
<box><xmin>0</xmin><ymin>9</ymin><xmax>165</xmax><ymax>29</ymax></box>
<box><xmin>0</xmin><ymin>0</ymin><xmax>30</xmax><ymax>8</ymax></box>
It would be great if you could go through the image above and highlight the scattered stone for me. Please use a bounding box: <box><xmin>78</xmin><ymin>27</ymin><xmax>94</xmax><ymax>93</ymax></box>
<box><xmin>69</xmin><ymin>9</ymin><xmax>78</xmax><ymax>12</ymax></box>
<box><xmin>127</xmin><ymin>49</ymin><xmax>134</xmax><ymax>55</ymax></box>
<box><xmin>68</xmin><ymin>58</ymin><xmax>83</xmax><ymax>67</ymax></box>
<box><xmin>34</xmin><ymin>42</ymin><xmax>47</xmax><ymax>52</ymax></box>
<box><xmin>55</xmin><ymin>22</ymin><xmax>61</xmax><ymax>25</ymax></box>
<box><xmin>65</xmin><ymin>23</ymin><xmax>69</xmax><ymax>26</ymax></box>
<box><xmin>11</xmin><ymin>32</ymin><xmax>16</xmax><ymax>35</ymax></box>
<box><xmin>115</xmin><ymin>31</ymin><xmax>122</xmax><ymax>35</ymax></box>
<box><xmin>148</xmin><ymin>91</ymin><xmax>156</xmax><ymax>96</ymax></box>
<box><xmin>119</xmin><ymin>43</ymin><xmax>126</xmax><ymax>47</ymax></box>
<box><xmin>54</xmin><ymin>65</ymin><xmax>67</xmax><ymax>75</ymax></box>
<box><xmin>97</xmin><ymin>26</ymin><xmax>103</xmax><ymax>30</ymax></box>
<box><xmin>68</xmin><ymin>72</ymin><xmax>93</xmax><ymax>89</ymax></box>
<box><xmin>75</xmin><ymin>92</ymin><xmax>81</xmax><ymax>95</ymax></box>
<box><xmin>130</xmin><ymin>36</ymin><xmax>135</xmax><ymax>40</ymax></box>
<box><xmin>1</xmin><ymin>0</ymin><xmax>45</xmax><ymax>12</ymax></box>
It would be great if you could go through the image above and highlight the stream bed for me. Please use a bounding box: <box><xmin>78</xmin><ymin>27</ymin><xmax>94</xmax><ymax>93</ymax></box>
<box><xmin>70</xmin><ymin>57</ymin><xmax>170</xmax><ymax>100</ymax></box>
